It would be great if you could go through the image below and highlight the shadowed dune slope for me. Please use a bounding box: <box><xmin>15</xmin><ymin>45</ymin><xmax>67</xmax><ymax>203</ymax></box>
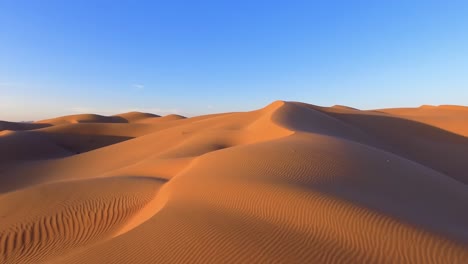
<box><xmin>0</xmin><ymin>131</ymin><xmax>73</xmax><ymax>162</ymax></box>
<box><xmin>298</xmin><ymin>102</ymin><xmax>468</xmax><ymax>184</ymax></box>
<box><xmin>1</xmin><ymin>101</ymin><xmax>467</xmax><ymax>263</ymax></box>
<box><xmin>0</xmin><ymin>121</ymin><xmax>50</xmax><ymax>131</ymax></box>
<box><xmin>379</xmin><ymin>105</ymin><xmax>468</xmax><ymax>137</ymax></box>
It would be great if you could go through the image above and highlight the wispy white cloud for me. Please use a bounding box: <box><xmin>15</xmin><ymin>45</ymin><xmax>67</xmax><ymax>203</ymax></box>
<box><xmin>131</xmin><ymin>84</ymin><xmax>145</xmax><ymax>90</ymax></box>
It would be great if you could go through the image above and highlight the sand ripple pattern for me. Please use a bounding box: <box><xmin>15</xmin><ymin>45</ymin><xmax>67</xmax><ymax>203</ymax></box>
<box><xmin>0</xmin><ymin>177</ymin><xmax>164</xmax><ymax>263</ymax></box>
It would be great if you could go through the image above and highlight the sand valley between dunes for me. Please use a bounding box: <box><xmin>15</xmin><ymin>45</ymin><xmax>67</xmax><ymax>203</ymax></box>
<box><xmin>0</xmin><ymin>101</ymin><xmax>467</xmax><ymax>263</ymax></box>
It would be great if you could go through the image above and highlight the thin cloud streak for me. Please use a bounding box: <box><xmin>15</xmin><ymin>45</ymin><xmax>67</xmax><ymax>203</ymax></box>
<box><xmin>132</xmin><ymin>84</ymin><xmax>145</xmax><ymax>90</ymax></box>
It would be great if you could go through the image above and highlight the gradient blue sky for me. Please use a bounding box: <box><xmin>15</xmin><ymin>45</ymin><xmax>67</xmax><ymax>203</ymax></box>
<box><xmin>1</xmin><ymin>0</ymin><xmax>467</xmax><ymax>121</ymax></box>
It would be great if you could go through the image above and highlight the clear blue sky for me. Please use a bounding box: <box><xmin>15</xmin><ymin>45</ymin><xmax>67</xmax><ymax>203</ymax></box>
<box><xmin>1</xmin><ymin>0</ymin><xmax>467</xmax><ymax>121</ymax></box>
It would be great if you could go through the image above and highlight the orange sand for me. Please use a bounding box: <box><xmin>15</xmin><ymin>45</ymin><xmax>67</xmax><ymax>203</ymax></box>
<box><xmin>0</xmin><ymin>102</ymin><xmax>467</xmax><ymax>263</ymax></box>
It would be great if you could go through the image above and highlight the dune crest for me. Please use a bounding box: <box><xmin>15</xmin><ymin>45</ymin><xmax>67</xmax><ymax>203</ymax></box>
<box><xmin>113</xmin><ymin>112</ymin><xmax>160</xmax><ymax>123</ymax></box>
<box><xmin>1</xmin><ymin>101</ymin><xmax>467</xmax><ymax>263</ymax></box>
<box><xmin>36</xmin><ymin>114</ymin><xmax>127</xmax><ymax>125</ymax></box>
<box><xmin>380</xmin><ymin>104</ymin><xmax>468</xmax><ymax>137</ymax></box>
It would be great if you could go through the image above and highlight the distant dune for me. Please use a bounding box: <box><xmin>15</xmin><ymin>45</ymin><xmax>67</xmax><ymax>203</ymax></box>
<box><xmin>380</xmin><ymin>105</ymin><xmax>468</xmax><ymax>137</ymax></box>
<box><xmin>1</xmin><ymin>102</ymin><xmax>467</xmax><ymax>263</ymax></box>
<box><xmin>0</xmin><ymin>120</ymin><xmax>50</xmax><ymax>131</ymax></box>
<box><xmin>112</xmin><ymin>111</ymin><xmax>160</xmax><ymax>123</ymax></box>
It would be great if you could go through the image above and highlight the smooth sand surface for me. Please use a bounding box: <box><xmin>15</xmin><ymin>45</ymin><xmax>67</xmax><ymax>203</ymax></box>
<box><xmin>1</xmin><ymin>101</ymin><xmax>467</xmax><ymax>263</ymax></box>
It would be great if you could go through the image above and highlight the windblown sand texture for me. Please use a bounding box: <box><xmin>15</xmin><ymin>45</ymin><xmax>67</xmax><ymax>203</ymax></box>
<box><xmin>1</xmin><ymin>102</ymin><xmax>467</xmax><ymax>263</ymax></box>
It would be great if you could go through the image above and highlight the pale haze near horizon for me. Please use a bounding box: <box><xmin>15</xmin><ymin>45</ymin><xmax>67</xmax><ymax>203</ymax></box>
<box><xmin>1</xmin><ymin>0</ymin><xmax>467</xmax><ymax>121</ymax></box>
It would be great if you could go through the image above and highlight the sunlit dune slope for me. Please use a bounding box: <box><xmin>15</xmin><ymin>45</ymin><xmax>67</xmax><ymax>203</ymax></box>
<box><xmin>36</xmin><ymin>114</ymin><xmax>128</xmax><ymax>125</ymax></box>
<box><xmin>0</xmin><ymin>177</ymin><xmax>165</xmax><ymax>263</ymax></box>
<box><xmin>112</xmin><ymin>112</ymin><xmax>160</xmax><ymax>123</ymax></box>
<box><xmin>0</xmin><ymin>102</ymin><xmax>467</xmax><ymax>263</ymax></box>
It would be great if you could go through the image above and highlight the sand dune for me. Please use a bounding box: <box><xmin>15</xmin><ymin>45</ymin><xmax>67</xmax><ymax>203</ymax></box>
<box><xmin>136</xmin><ymin>114</ymin><xmax>186</xmax><ymax>124</ymax></box>
<box><xmin>0</xmin><ymin>121</ymin><xmax>50</xmax><ymax>131</ymax></box>
<box><xmin>113</xmin><ymin>112</ymin><xmax>160</xmax><ymax>123</ymax></box>
<box><xmin>36</xmin><ymin>114</ymin><xmax>127</xmax><ymax>125</ymax></box>
<box><xmin>1</xmin><ymin>103</ymin><xmax>467</xmax><ymax>263</ymax></box>
<box><xmin>380</xmin><ymin>105</ymin><xmax>468</xmax><ymax>137</ymax></box>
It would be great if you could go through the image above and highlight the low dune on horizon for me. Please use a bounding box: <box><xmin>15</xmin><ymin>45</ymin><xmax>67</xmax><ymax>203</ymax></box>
<box><xmin>0</xmin><ymin>101</ymin><xmax>467</xmax><ymax>263</ymax></box>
